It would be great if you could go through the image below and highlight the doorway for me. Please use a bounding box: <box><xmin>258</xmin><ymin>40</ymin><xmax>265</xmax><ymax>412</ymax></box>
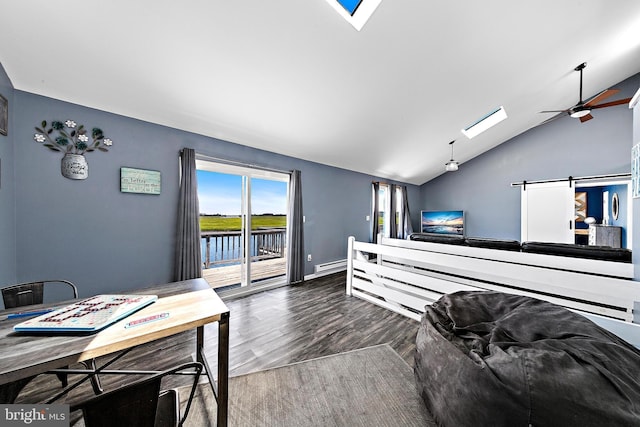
<box><xmin>574</xmin><ymin>180</ymin><xmax>631</xmax><ymax>248</ymax></box>
<box><xmin>196</xmin><ymin>160</ymin><xmax>289</xmax><ymax>290</ymax></box>
<box><xmin>520</xmin><ymin>177</ymin><xmax>632</xmax><ymax>249</ymax></box>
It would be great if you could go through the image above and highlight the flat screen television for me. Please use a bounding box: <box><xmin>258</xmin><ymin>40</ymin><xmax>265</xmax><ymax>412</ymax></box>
<box><xmin>420</xmin><ymin>210</ymin><xmax>465</xmax><ymax>236</ymax></box>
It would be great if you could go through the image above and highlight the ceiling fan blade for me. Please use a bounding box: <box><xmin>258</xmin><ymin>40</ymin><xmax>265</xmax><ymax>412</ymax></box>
<box><xmin>579</xmin><ymin>113</ymin><xmax>594</xmax><ymax>123</ymax></box>
<box><xmin>589</xmin><ymin>98</ymin><xmax>632</xmax><ymax>109</ymax></box>
<box><xmin>540</xmin><ymin>109</ymin><xmax>569</xmax><ymax>113</ymax></box>
<box><xmin>584</xmin><ymin>89</ymin><xmax>618</xmax><ymax>107</ymax></box>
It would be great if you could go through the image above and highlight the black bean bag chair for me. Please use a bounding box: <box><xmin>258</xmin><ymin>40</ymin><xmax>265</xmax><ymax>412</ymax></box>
<box><xmin>414</xmin><ymin>291</ymin><xmax>640</xmax><ymax>427</ymax></box>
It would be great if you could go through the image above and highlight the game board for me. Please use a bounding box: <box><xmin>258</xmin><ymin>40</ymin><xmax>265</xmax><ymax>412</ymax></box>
<box><xmin>13</xmin><ymin>294</ymin><xmax>158</xmax><ymax>333</ymax></box>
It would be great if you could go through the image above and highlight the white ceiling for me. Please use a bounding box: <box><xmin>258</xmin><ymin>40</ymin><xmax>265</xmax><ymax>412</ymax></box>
<box><xmin>2</xmin><ymin>1</ymin><xmax>640</xmax><ymax>185</ymax></box>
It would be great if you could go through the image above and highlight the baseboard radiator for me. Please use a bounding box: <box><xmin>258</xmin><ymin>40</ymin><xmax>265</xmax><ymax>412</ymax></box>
<box><xmin>314</xmin><ymin>259</ymin><xmax>347</xmax><ymax>275</ymax></box>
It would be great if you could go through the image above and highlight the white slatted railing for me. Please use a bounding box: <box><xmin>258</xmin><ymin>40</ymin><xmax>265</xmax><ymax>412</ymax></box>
<box><xmin>346</xmin><ymin>236</ymin><xmax>640</xmax><ymax>345</ymax></box>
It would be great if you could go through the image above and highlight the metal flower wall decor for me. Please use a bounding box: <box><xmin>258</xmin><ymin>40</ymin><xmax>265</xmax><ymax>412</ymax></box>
<box><xmin>34</xmin><ymin>120</ymin><xmax>113</xmax><ymax>180</ymax></box>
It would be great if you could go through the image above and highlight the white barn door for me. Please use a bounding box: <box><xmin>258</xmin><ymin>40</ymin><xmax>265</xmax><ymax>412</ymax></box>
<box><xmin>521</xmin><ymin>181</ymin><xmax>574</xmax><ymax>243</ymax></box>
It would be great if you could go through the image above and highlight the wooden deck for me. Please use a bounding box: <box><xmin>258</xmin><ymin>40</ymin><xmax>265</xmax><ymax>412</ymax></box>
<box><xmin>202</xmin><ymin>256</ymin><xmax>287</xmax><ymax>289</ymax></box>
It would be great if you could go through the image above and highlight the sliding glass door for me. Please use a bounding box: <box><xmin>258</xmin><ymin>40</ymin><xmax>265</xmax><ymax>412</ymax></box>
<box><xmin>196</xmin><ymin>160</ymin><xmax>289</xmax><ymax>291</ymax></box>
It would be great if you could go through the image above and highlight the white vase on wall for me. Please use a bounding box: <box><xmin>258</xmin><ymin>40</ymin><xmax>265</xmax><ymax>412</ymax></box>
<box><xmin>61</xmin><ymin>153</ymin><xmax>88</xmax><ymax>180</ymax></box>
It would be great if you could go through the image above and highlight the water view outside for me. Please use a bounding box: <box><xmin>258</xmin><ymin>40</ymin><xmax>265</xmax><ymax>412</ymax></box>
<box><xmin>199</xmin><ymin>217</ymin><xmax>286</xmax><ymax>267</ymax></box>
<box><xmin>197</xmin><ymin>170</ymin><xmax>288</xmax><ymax>271</ymax></box>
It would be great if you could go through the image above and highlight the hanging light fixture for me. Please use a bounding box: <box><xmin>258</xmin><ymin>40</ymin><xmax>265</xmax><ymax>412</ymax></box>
<box><xmin>445</xmin><ymin>140</ymin><xmax>459</xmax><ymax>172</ymax></box>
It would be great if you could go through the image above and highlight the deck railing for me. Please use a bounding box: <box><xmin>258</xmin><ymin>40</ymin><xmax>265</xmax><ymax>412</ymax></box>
<box><xmin>201</xmin><ymin>228</ymin><xmax>286</xmax><ymax>269</ymax></box>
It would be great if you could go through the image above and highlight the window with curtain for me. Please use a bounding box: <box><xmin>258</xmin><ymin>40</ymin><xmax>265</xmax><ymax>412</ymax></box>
<box><xmin>371</xmin><ymin>182</ymin><xmax>412</xmax><ymax>242</ymax></box>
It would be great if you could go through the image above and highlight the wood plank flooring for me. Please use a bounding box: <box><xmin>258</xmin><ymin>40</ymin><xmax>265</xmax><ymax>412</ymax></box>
<box><xmin>204</xmin><ymin>272</ymin><xmax>420</xmax><ymax>377</ymax></box>
<box><xmin>16</xmin><ymin>272</ymin><xmax>420</xmax><ymax>409</ymax></box>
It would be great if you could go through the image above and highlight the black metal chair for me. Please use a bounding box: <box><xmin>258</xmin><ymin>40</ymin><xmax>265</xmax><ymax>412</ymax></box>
<box><xmin>1</xmin><ymin>280</ymin><xmax>78</xmax><ymax>309</ymax></box>
<box><xmin>1</xmin><ymin>280</ymin><xmax>103</xmax><ymax>394</ymax></box>
<box><xmin>70</xmin><ymin>362</ymin><xmax>203</xmax><ymax>427</ymax></box>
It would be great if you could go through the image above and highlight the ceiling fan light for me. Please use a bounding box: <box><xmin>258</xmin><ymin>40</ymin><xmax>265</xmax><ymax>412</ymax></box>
<box><xmin>445</xmin><ymin>161</ymin><xmax>459</xmax><ymax>172</ymax></box>
<box><xmin>570</xmin><ymin>109</ymin><xmax>591</xmax><ymax>118</ymax></box>
<box><xmin>445</xmin><ymin>140</ymin><xmax>459</xmax><ymax>172</ymax></box>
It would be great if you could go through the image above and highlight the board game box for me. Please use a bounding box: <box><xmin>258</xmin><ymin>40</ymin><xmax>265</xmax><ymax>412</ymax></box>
<box><xmin>13</xmin><ymin>294</ymin><xmax>158</xmax><ymax>333</ymax></box>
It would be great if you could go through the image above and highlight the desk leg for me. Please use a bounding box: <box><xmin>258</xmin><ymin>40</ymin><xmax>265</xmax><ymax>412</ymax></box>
<box><xmin>217</xmin><ymin>312</ymin><xmax>229</xmax><ymax>427</ymax></box>
<box><xmin>196</xmin><ymin>312</ymin><xmax>229</xmax><ymax>427</ymax></box>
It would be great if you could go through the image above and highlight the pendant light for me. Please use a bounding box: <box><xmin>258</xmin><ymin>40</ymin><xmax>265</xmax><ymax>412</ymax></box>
<box><xmin>444</xmin><ymin>140</ymin><xmax>459</xmax><ymax>172</ymax></box>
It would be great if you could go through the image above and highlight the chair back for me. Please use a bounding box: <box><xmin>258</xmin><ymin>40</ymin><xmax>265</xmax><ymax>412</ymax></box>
<box><xmin>2</xmin><ymin>282</ymin><xmax>45</xmax><ymax>308</ymax></box>
<box><xmin>71</xmin><ymin>362</ymin><xmax>203</xmax><ymax>427</ymax></box>
<box><xmin>1</xmin><ymin>280</ymin><xmax>78</xmax><ymax>309</ymax></box>
<box><xmin>79</xmin><ymin>377</ymin><xmax>162</xmax><ymax>427</ymax></box>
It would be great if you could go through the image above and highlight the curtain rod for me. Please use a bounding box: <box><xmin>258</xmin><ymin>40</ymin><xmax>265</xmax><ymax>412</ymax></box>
<box><xmin>194</xmin><ymin>152</ymin><xmax>292</xmax><ymax>175</ymax></box>
<box><xmin>372</xmin><ymin>180</ymin><xmax>407</xmax><ymax>187</ymax></box>
<box><xmin>511</xmin><ymin>172</ymin><xmax>630</xmax><ymax>187</ymax></box>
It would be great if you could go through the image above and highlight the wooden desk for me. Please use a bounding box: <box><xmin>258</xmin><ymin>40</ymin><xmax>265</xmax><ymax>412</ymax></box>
<box><xmin>0</xmin><ymin>278</ymin><xmax>230</xmax><ymax>427</ymax></box>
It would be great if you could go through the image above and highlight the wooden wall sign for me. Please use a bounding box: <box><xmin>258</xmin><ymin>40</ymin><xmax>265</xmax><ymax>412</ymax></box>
<box><xmin>120</xmin><ymin>167</ymin><xmax>161</xmax><ymax>195</ymax></box>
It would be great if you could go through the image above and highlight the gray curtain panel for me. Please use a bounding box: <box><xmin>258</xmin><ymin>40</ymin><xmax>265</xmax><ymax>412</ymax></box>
<box><xmin>174</xmin><ymin>148</ymin><xmax>203</xmax><ymax>281</ymax></box>
<box><xmin>389</xmin><ymin>184</ymin><xmax>398</xmax><ymax>239</ymax></box>
<box><xmin>287</xmin><ymin>170</ymin><xmax>304</xmax><ymax>284</ymax></box>
<box><xmin>400</xmin><ymin>185</ymin><xmax>413</xmax><ymax>239</ymax></box>
<box><xmin>371</xmin><ymin>182</ymin><xmax>380</xmax><ymax>243</ymax></box>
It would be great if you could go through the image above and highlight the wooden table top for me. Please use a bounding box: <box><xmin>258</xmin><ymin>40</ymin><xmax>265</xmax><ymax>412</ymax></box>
<box><xmin>0</xmin><ymin>278</ymin><xmax>229</xmax><ymax>385</ymax></box>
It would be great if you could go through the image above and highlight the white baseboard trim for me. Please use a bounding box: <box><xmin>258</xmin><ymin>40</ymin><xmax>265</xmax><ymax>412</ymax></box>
<box><xmin>305</xmin><ymin>265</ymin><xmax>347</xmax><ymax>282</ymax></box>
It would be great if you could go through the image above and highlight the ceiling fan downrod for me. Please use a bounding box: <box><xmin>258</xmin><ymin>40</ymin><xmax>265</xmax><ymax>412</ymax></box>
<box><xmin>570</xmin><ymin>62</ymin><xmax>592</xmax><ymax>118</ymax></box>
<box><xmin>575</xmin><ymin>62</ymin><xmax>587</xmax><ymax>104</ymax></box>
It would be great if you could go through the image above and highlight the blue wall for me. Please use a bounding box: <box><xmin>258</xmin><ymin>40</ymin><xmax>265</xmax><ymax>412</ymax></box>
<box><xmin>4</xmin><ymin>81</ymin><xmax>420</xmax><ymax>299</ymax></box>
<box><xmin>0</xmin><ymin>63</ymin><xmax>16</xmax><ymax>286</ymax></box>
<box><xmin>6</xmin><ymin>61</ymin><xmax>636</xmax><ymax>298</ymax></box>
<box><xmin>576</xmin><ymin>187</ymin><xmax>603</xmax><ymax>226</ymax></box>
<box><xmin>420</xmin><ymin>73</ymin><xmax>640</xmax><ymax>241</ymax></box>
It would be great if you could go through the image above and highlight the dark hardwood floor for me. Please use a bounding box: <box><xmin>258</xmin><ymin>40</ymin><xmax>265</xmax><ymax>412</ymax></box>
<box><xmin>17</xmin><ymin>272</ymin><xmax>420</xmax><ymax>406</ymax></box>
<box><xmin>207</xmin><ymin>271</ymin><xmax>420</xmax><ymax>376</ymax></box>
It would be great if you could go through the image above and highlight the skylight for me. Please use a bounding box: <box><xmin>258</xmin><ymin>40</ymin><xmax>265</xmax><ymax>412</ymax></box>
<box><xmin>337</xmin><ymin>0</ymin><xmax>363</xmax><ymax>15</ymax></box>
<box><xmin>324</xmin><ymin>0</ymin><xmax>382</xmax><ymax>31</ymax></box>
<box><xmin>461</xmin><ymin>106</ymin><xmax>508</xmax><ymax>139</ymax></box>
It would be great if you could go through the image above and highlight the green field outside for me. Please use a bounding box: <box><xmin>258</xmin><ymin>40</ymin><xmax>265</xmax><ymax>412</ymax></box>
<box><xmin>200</xmin><ymin>215</ymin><xmax>286</xmax><ymax>231</ymax></box>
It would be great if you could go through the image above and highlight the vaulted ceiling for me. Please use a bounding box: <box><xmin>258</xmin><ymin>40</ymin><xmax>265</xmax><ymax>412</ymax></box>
<box><xmin>2</xmin><ymin>1</ymin><xmax>640</xmax><ymax>184</ymax></box>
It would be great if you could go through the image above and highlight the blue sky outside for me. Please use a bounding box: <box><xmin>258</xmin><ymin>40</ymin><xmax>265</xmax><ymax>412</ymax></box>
<box><xmin>197</xmin><ymin>170</ymin><xmax>287</xmax><ymax>215</ymax></box>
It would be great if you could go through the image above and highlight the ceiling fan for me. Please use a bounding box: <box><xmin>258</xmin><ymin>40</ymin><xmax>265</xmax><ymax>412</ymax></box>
<box><xmin>540</xmin><ymin>62</ymin><xmax>631</xmax><ymax>124</ymax></box>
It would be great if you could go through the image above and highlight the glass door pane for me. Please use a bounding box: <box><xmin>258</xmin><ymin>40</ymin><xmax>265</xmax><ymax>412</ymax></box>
<box><xmin>197</xmin><ymin>170</ymin><xmax>244</xmax><ymax>290</ymax></box>
<box><xmin>249</xmin><ymin>177</ymin><xmax>288</xmax><ymax>285</ymax></box>
<box><xmin>378</xmin><ymin>184</ymin><xmax>389</xmax><ymax>237</ymax></box>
